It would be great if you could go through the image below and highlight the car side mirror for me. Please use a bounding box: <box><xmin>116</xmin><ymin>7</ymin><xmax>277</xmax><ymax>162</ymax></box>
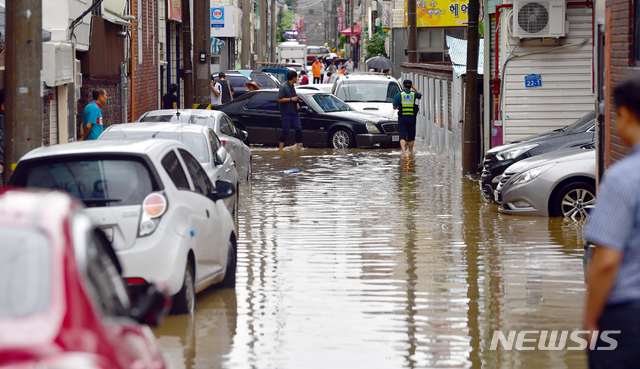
<box><xmin>300</xmin><ymin>106</ymin><xmax>314</xmax><ymax>114</ymax></box>
<box><xmin>215</xmin><ymin>147</ymin><xmax>228</xmax><ymax>166</ymax></box>
<box><xmin>130</xmin><ymin>283</ymin><xmax>172</xmax><ymax>327</ymax></box>
<box><xmin>240</xmin><ymin>130</ymin><xmax>248</xmax><ymax>140</ymax></box>
<box><xmin>207</xmin><ymin>179</ymin><xmax>235</xmax><ymax>202</ymax></box>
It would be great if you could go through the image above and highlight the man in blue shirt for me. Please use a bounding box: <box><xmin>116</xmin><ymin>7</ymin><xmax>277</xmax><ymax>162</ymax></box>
<box><xmin>81</xmin><ymin>88</ymin><xmax>107</xmax><ymax>140</ymax></box>
<box><xmin>584</xmin><ymin>72</ymin><xmax>640</xmax><ymax>367</ymax></box>
<box><xmin>277</xmin><ymin>70</ymin><xmax>302</xmax><ymax>152</ymax></box>
<box><xmin>393</xmin><ymin>79</ymin><xmax>422</xmax><ymax>157</ymax></box>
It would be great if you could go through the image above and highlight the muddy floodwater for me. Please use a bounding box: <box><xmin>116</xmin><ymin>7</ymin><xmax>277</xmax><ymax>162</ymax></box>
<box><xmin>153</xmin><ymin>143</ymin><xmax>588</xmax><ymax>369</ymax></box>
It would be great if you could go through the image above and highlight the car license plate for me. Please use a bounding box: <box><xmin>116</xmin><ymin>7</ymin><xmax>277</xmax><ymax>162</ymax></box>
<box><xmin>392</xmin><ymin>135</ymin><xmax>399</xmax><ymax>141</ymax></box>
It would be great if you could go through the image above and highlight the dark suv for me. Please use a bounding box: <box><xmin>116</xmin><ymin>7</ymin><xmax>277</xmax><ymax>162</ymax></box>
<box><xmin>480</xmin><ymin>111</ymin><xmax>596</xmax><ymax>200</ymax></box>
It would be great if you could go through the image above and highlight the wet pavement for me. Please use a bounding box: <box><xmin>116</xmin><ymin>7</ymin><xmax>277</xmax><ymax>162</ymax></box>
<box><xmin>153</xmin><ymin>142</ymin><xmax>588</xmax><ymax>369</ymax></box>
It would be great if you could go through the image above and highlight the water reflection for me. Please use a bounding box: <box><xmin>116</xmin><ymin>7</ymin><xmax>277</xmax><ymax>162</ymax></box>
<box><xmin>153</xmin><ymin>143</ymin><xmax>587</xmax><ymax>369</ymax></box>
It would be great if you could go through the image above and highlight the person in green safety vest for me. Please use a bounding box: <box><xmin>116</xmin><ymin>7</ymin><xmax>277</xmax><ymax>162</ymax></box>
<box><xmin>393</xmin><ymin>79</ymin><xmax>422</xmax><ymax>157</ymax></box>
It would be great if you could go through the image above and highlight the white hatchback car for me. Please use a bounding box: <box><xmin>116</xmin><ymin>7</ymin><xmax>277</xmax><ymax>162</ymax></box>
<box><xmin>331</xmin><ymin>73</ymin><xmax>402</xmax><ymax>119</ymax></box>
<box><xmin>99</xmin><ymin>122</ymin><xmax>239</xmax><ymax>215</ymax></box>
<box><xmin>9</xmin><ymin>139</ymin><xmax>239</xmax><ymax>314</ymax></box>
<box><xmin>137</xmin><ymin>109</ymin><xmax>252</xmax><ymax>181</ymax></box>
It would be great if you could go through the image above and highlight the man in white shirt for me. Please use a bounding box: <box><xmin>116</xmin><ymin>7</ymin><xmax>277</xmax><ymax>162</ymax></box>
<box><xmin>210</xmin><ymin>76</ymin><xmax>222</xmax><ymax>106</ymax></box>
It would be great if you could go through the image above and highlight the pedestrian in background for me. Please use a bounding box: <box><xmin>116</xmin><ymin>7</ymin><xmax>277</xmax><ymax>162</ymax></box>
<box><xmin>393</xmin><ymin>79</ymin><xmax>422</xmax><ymax>157</ymax></box>
<box><xmin>81</xmin><ymin>88</ymin><xmax>107</xmax><ymax>141</ymax></box>
<box><xmin>326</xmin><ymin>60</ymin><xmax>337</xmax><ymax>75</ymax></box>
<box><xmin>345</xmin><ymin>57</ymin><xmax>354</xmax><ymax>74</ymax></box>
<box><xmin>218</xmin><ymin>72</ymin><xmax>234</xmax><ymax>104</ymax></box>
<box><xmin>277</xmin><ymin>70</ymin><xmax>302</xmax><ymax>152</ymax></box>
<box><xmin>299</xmin><ymin>70</ymin><xmax>309</xmax><ymax>85</ymax></box>
<box><xmin>312</xmin><ymin>59</ymin><xmax>323</xmax><ymax>84</ymax></box>
<box><xmin>163</xmin><ymin>83</ymin><xmax>178</xmax><ymax>109</ymax></box>
<box><xmin>583</xmin><ymin>71</ymin><xmax>640</xmax><ymax>368</ymax></box>
<box><xmin>210</xmin><ymin>77</ymin><xmax>222</xmax><ymax>106</ymax></box>
<box><xmin>324</xmin><ymin>71</ymin><xmax>333</xmax><ymax>84</ymax></box>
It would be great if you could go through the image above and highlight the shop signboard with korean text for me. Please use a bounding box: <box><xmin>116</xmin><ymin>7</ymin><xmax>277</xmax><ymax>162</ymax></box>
<box><xmin>405</xmin><ymin>0</ymin><xmax>470</xmax><ymax>27</ymax></box>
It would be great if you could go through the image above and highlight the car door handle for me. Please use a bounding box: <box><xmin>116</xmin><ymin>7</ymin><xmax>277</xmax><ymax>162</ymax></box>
<box><xmin>241</xmin><ymin>115</ymin><xmax>251</xmax><ymax>119</ymax></box>
<box><xmin>206</xmin><ymin>210</ymin><xmax>210</xmax><ymax>218</ymax></box>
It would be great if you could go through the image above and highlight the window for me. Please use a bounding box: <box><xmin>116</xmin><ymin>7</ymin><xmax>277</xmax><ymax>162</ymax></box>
<box><xmin>254</xmin><ymin>74</ymin><xmax>276</xmax><ymax>88</ymax></box>
<box><xmin>245</xmin><ymin>93</ymin><xmax>279</xmax><ymax>111</ymax></box>
<box><xmin>0</xmin><ymin>229</ymin><xmax>50</xmax><ymax>318</ymax></box>
<box><xmin>100</xmin><ymin>130</ymin><xmax>210</xmax><ymax>163</ymax></box>
<box><xmin>209</xmin><ymin>130</ymin><xmax>221</xmax><ymax>159</ymax></box>
<box><xmin>335</xmin><ymin>81</ymin><xmax>401</xmax><ymax>103</ymax></box>
<box><xmin>309</xmin><ymin>94</ymin><xmax>353</xmax><ymax>112</ymax></box>
<box><xmin>162</xmin><ymin>150</ymin><xmax>190</xmax><ymax>190</ymax></box>
<box><xmin>228</xmin><ymin>76</ymin><xmax>250</xmax><ymax>88</ymax></box>
<box><xmin>17</xmin><ymin>158</ymin><xmax>156</xmax><ymax>208</ymax></box>
<box><xmin>178</xmin><ymin>149</ymin><xmax>214</xmax><ymax>195</ymax></box>
<box><xmin>219</xmin><ymin>118</ymin><xmax>234</xmax><ymax>136</ymax></box>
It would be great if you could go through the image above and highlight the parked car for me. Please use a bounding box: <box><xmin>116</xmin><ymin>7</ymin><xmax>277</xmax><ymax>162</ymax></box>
<box><xmin>0</xmin><ymin>188</ymin><xmax>170</xmax><ymax>369</ymax></box>
<box><xmin>480</xmin><ymin>111</ymin><xmax>596</xmax><ymax>200</ymax></box>
<box><xmin>494</xmin><ymin>146</ymin><xmax>596</xmax><ymax>219</ymax></box>
<box><xmin>136</xmin><ymin>109</ymin><xmax>252</xmax><ymax>181</ymax></box>
<box><xmin>297</xmin><ymin>84</ymin><xmax>334</xmax><ymax>93</ymax></box>
<box><xmin>331</xmin><ymin>73</ymin><xmax>402</xmax><ymax>119</ymax></box>
<box><xmin>99</xmin><ymin>123</ymin><xmax>239</xmax><ymax>215</ymax></box>
<box><xmin>306</xmin><ymin>45</ymin><xmax>330</xmax><ymax>65</ymax></box>
<box><xmin>212</xmin><ymin>70</ymin><xmax>280</xmax><ymax>99</ymax></box>
<box><xmin>211</xmin><ymin>89</ymin><xmax>401</xmax><ymax>149</ymax></box>
<box><xmin>8</xmin><ymin>139</ymin><xmax>239</xmax><ymax>314</ymax></box>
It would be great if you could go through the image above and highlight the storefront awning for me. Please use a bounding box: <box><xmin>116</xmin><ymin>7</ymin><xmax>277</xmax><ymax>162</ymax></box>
<box><xmin>340</xmin><ymin>26</ymin><xmax>360</xmax><ymax>35</ymax></box>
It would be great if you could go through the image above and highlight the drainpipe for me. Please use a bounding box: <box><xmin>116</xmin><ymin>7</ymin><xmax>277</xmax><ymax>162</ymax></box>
<box><xmin>130</xmin><ymin>0</ymin><xmax>136</xmax><ymax>120</ymax></box>
<box><xmin>491</xmin><ymin>3</ymin><xmax>512</xmax><ymax>122</ymax></box>
<box><xmin>120</xmin><ymin>62</ymin><xmax>127</xmax><ymax>123</ymax></box>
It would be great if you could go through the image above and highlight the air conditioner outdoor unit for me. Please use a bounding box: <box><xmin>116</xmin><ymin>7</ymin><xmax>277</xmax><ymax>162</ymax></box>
<box><xmin>512</xmin><ymin>0</ymin><xmax>566</xmax><ymax>38</ymax></box>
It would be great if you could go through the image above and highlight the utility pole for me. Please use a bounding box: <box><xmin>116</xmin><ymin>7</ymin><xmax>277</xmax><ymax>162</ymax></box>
<box><xmin>241</xmin><ymin>0</ymin><xmax>252</xmax><ymax>69</ymax></box>
<box><xmin>182</xmin><ymin>0</ymin><xmax>194</xmax><ymax>108</ymax></box>
<box><xmin>271</xmin><ymin>0</ymin><xmax>277</xmax><ymax>62</ymax></box>
<box><xmin>463</xmin><ymin>0</ymin><xmax>480</xmax><ymax>173</ymax></box>
<box><xmin>4</xmin><ymin>0</ymin><xmax>42</xmax><ymax>183</ymax></box>
<box><xmin>193</xmin><ymin>0</ymin><xmax>211</xmax><ymax>105</ymax></box>
<box><xmin>259</xmin><ymin>0</ymin><xmax>267</xmax><ymax>63</ymax></box>
<box><xmin>331</xmin><ymin>0</ymin><xmax>337</xmax><ymax>49</ymax></box>
<box><xmin>350</xmin><ymin>0</ymin><xmax>354</xmax><ymax>60</ymax></box>
<box><xmin>407</xmin><ymin>0</ymin><xmax>417</xmax><ymax>63</ymax></box>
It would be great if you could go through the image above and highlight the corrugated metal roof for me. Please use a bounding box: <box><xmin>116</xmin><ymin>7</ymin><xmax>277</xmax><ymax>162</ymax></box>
<box><xmin>446</xmin><ymin>36</ymin><xmax>484</xmax><ymax>77</ymax></box>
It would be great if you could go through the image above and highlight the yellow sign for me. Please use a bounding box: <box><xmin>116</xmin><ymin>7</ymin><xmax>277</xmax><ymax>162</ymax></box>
<box><xmin>405</xmin><ymin>0</ymin><xmax>469</xmax><ymax>27</ymax></box>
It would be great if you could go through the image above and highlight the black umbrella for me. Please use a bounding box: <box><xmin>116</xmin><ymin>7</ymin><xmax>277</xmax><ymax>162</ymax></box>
<box><xmin>365</xmin><ymin>55</ymin><xmax>394</xmax><ymax>71</ymax></box>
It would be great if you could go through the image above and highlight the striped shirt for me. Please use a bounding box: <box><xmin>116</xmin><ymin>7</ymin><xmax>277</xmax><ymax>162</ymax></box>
<box><xmin>584</xmin><ymin>144</ymin><xmax>640</xmax><ymax>304</ymax></box>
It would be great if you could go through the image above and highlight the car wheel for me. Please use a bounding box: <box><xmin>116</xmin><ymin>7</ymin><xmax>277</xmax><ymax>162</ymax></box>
<box><xmin>551</xmin><ymin>181</ymin><xmax>596</xmax><ymax>220</ymax></box>
<box><xmin>220</xmin><ymin>240</ymin><xmax>237</xmax><ymax>288</ymax></box>
<box><xmin>329</xmin><ymin>129</ymin><xmax>354</xmax><ymax>149</ymax></box>
<box><xmin>171</xmin><ymin>262</ymin><xmax>195</xmax><ymax>315</ymax></box>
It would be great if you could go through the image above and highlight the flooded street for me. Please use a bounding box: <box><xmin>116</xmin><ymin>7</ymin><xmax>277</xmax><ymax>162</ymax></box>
<box><xmin>153</xmin><ymin>142</ymin><xmax>588</xmax><ymax>369</ymax></box>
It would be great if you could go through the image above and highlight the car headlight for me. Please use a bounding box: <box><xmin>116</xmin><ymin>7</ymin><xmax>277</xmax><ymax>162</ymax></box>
<box><xmin>495</xmin><ymin>144</ymin><xmax>539</xmax><ymax>161</ymax></box>
<box><xmin>365</xmin><ymin>121</ymin><xmax>380</xmax><ymax>133</ymax></box>
<box><xmin>492</xmin><ymin>174</ymin><xmax>503</xmax><ymax>184</ymax></box>
<box><xmin>509</xmin><ymin>163</ymin><xmax>555</xmax><ymax>186</ymax></box>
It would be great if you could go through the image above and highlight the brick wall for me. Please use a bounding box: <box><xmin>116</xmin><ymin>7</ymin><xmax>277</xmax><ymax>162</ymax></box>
<box><xmin>42</xmin><ymin>87</ymin><xmax>55</xmax><ymax>147</ymax></box>
<box><xmin>77</xmin><ymin>75</ymin><xmax>122</xmax><ymax>136</ymax></box>
<box><xmin>131</xmin><ymin>0</ymin><xmax>160</xmax><ymax>121</ymax></box>
<box><xmin>605</xmin><ymin>0</ymin><xmax>634</xmax><ymax>164</ymax></box>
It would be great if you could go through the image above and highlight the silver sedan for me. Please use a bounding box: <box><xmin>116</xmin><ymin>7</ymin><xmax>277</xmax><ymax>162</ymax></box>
<box><xmin>494</xmin><ymin>147</ymin><xmax>596</xmax><ymax>220</ymax></box>
<box><xmin>138</xmin><ymin>109</ymin><xmax>252</xmax><ymax>182</ymax></box>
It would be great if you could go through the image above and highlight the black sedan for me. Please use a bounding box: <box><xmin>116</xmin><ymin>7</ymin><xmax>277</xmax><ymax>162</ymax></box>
<box><xmin>480</xmin><ymin>111</ymin><xmax>596</xmax><ymax>200</ymax></box>
<box><xmin>212</xmin><ymin>71</ymin><xmax>280</xmax><ymax>99</ymax></box>
<box><xmin>211</xmin><ymin>89</ymin><xmax>400</xmax><ymax>149</ymax></box>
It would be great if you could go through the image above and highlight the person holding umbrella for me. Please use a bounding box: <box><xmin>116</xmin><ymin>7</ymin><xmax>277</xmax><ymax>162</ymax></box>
<box><xmin>366</xmin><ymin>55</ymin><xmax>394</xmax><ymax>74</ymax></box>
<box><xmin>393</xmin><ymin>79</ymin><xmax>422</xmax><ymax>157</ymax></box>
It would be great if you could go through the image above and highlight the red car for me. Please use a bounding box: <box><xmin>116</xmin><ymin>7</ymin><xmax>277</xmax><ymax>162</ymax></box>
<box><xmin>0</xmin><ymin>188</ymin><xmax>170</xmax><ymax>369</ymax></box>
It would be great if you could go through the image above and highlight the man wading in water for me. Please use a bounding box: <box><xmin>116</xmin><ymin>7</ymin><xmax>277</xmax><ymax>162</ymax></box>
<box><xmin>277</xmin><ymin>70</ymin><xmax>303</xmax><ymax>152</ymax></box>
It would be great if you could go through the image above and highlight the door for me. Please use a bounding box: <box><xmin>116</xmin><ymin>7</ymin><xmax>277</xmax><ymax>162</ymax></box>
<box><xmin>241</xmin><ymin>91</ymin><xmax>282</xmax><ymax>144</ymax></box>
<box><xmin>219</xmin><ymin>115</ymin><xmax>250</xmax><ymax>179</ymax></box>
<box><xmin>298</xmin><ymin>96</ymin><xmax>332</xmax><ymax>146</ymax></box>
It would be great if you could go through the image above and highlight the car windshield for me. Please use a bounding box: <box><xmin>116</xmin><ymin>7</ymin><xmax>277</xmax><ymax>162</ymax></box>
<box><xmin>101</xmin><ymin>131</ymin><xmax>209</xmax><ymax>163</ymax></box>
<box><xmin>335</xmin><ymin>80</ymin><xmax>401</xmax><ymax>103</ymax></box>
<box><xmin>558</xmin><ymin>112</ymin><xmax>596</xmax><ymax>133</ymax></box>
<box><xmin>0</xmin><ymin>229</ymin><xmax>50</xmax><ymax>318</ymax></box>
<box><xmin>138</xmin><ymin>113</ymin><xmax>210</xmax><ymax>125</ymax></box>
<box><xmin>306</xmin><ymin>94</ymin><xmax>353</xmax><ymax>113</ymax></box>
<box><xmin>17</xmin><ymin>158</ymin><xmax>155</xmax><ymax>208</ymax></box>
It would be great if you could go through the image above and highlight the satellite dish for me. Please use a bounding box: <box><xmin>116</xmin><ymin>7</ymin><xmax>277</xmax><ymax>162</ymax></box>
<box><xmin>518</xmin><ymin>3</ymin><xmax>549</xmax><ymax>34</ymax></box>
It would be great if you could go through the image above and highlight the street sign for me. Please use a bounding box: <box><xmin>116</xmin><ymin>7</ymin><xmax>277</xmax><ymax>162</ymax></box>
<box><xmin>350</xmin><ymin>34</ymin><xmax>359</xmax><ymax>45</ymax></box>
<box><xmin>211</xmin><ymin>7</ymin><xmax>224</xmax><ymax>28</ymax></box>
<box><xmin>525</xmin><ymin>74</ymin><xmax>542</xmax><ymax>88</ymax></box>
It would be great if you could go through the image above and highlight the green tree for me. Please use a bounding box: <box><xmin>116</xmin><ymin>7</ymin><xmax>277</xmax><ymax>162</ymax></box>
<box><xmin>364</xmin><ymin>32</ymin><xmax>388</xmax><ymax>60</ymax></box>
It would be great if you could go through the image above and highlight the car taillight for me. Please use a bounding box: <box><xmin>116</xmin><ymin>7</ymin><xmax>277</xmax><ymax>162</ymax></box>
<box><xmin>139</xmin><ymin>193</ymin><xmax>168</xmax><ymax>237</ymax></box>
<box><xmin>143</xmin><ymin>193</ymin><xmax>167</xmax><ymax>218</ymax></box>
<box><xmin>126</xmin><ymin>277</ymin><xmax>148</xmax><ymax>284</ymax></box>
<box><xmin>221</xmin><ymin>140</ymin><xmax>227</xmax><ymax>148</ymax></box>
